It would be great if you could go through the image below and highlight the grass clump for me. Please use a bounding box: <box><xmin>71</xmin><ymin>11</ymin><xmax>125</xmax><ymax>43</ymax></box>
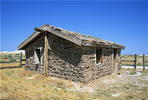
<box><xmin>57</xmin><ymin>82</ymin><xmax>66</xmax><ymax>89</ymax></box>
<box><xmin>129</xmin><ymin>71</ymin><xmax>137</xmax><ymax>75</ymax></box>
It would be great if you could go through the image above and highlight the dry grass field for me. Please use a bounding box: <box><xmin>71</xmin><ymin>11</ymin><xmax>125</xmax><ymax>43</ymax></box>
<box><xmin>1</xmin><ymin>68</ymin><xmax>148</xmax><ymax>100</ymax></box>
<box><xmin>0</xmin><ymin>62</ymin><xmax>25</xmax><ymax>67</ymax></box>
<box><xmin>121</xmin><ymin>55</ymin><xmax>148</xmax><ymax>66</ymax></box>
<box><xmin>0</xmin><ymin>53</ymin><xmax>148</xmax><ymax>99</ymax></box>
<box><xmin>0</xmin><ymin>53</ymin><xmax>25</xmax><ymax>67</ymax></box>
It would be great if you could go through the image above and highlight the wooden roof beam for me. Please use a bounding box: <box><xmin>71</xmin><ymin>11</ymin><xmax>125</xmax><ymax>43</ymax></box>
<box><xmin>35</xmin><ymin>26</ymin><xmax>83</xmax><ymax>46</ymax></box>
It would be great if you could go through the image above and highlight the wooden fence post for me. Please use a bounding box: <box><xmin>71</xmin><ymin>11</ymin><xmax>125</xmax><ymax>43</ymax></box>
<box><xmin>134</xmin><ymin>54</ymin><xmax>137</xmax><ymax>70</ymax></box>
<box><xmin>20</xmin><ymin>52</ymin><xmax>22</xmax><ymax>67</ymax></box>
<box><xmin>143</xmin><ymin>54</ymin><xmax>145</xmax><ymax>71</ymax></box>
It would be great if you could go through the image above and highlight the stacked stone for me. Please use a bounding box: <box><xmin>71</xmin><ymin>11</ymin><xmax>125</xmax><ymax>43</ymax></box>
<box><xmin>24</xmin><ymin>33</ymin><xmax>121</xmax><ymax>83</ymax></box>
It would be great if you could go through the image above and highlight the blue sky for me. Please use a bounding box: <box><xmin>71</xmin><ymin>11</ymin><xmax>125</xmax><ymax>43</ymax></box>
<box><xmin>1</xmin><ymin>0</ymin><xmax>148</xmax><ymax>54</ymax></box>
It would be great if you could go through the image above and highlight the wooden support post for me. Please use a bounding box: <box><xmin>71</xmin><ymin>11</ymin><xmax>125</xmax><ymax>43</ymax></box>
<box><xmin>134</xmin><ymin>54</ymin><xmax>137</xmax><ymax>70</ymax></box>
<box><xmin>44</xmin><ymin>33</ymin><xmax>48</xmax><ymax>77</ymax></box>
<box><xmin>143</xmin><ymin>54</ymin><xmax>145</xmax><ymax>71</ymax></box>
<box><xmin>20</xmin><ymin>52</ymin><xmax>22</xmax><ymax>67</ymax></box>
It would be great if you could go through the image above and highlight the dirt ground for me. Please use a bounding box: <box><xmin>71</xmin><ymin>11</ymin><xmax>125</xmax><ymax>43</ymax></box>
<box><xmin>0</xmin><ymin>68</ymin><xmax>148</xmax><ymax>100</ymax></box>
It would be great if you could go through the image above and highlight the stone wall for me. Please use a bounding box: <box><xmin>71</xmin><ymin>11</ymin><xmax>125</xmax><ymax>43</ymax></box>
<box><xmin>24</xmin><ymin>32</ymin><xmax>121</xmax><ymax>83</ymax></box>
<box><xmin>25</xmin><ymin>34</ymin><xmax>45</xmax><ymax>73</ymax></box>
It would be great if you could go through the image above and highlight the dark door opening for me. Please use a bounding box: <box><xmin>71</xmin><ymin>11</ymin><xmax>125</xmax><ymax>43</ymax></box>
<box><xmin>113</xmin><ymin>49</ymin><xmax>117</xmax><ymax>72</ymax></box>
<box><xmin>35</xmin><ymin>49</ymin><xmax>41</xmax><ymax>63</ymax></box>
<box><xmin>96</xmin><ymin>49</ymin><xmax>103</xmax><ymax>64</ymax></box>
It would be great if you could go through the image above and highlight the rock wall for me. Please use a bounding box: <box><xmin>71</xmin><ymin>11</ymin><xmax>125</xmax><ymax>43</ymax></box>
<box><xmin>24</xmin><ymin>32</ymin><xmax>121</xmax><ymax>83</ymax></box>
<box><xmin>25</xmin><ymin>34</ymin><xmax>45</xmax><ymax>73</ymax></box>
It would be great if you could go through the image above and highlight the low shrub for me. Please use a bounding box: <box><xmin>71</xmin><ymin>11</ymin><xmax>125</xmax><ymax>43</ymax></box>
<box><xmin>129</xmin><ymin>71</ymin><xmax>137</xmax><ymax>75</ymax></box>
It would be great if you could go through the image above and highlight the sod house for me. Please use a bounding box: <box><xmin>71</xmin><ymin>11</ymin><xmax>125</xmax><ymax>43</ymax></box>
<box><xmin>18</xmin><ymin>24</ymin><xmax>125</xmax><ymax>83</ymax></box>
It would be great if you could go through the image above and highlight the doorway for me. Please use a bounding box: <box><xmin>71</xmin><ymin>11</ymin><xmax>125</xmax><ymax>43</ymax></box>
<box><xmin>113</xmin><ymin>49</ymin><xmax>117</xmax><ymax>73</ymax></box>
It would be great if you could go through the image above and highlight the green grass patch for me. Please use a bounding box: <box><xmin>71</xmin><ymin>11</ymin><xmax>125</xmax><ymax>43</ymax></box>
<box><xmin>129</xmin><ymin>71</ymin><xmax>137</xmax><ymax>75</ymax></box>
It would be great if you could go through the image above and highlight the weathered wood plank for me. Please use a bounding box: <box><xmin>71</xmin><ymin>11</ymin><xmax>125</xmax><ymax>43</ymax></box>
<box><xmin>35</xmin><ymin>27</ymin><xmax>83</xmax><ymax>46</ymax></box>
<box><xmin>18</xmin><ymin>25</ymin><xmax>125</xmax><ymax>50</ymax></box>
<box><xmin>44</xmin><ymin>33</ymin><xmax>48</xmax><ymax>77</ymax></box>
<box><xmin>121</xmin><ymin>60</ymin><xmax>135</xmax><ymax>62</ymax></box>
<box><xmin>0</xmin><ymin>66</ymin><xmax>21</xmax><ymax>69</ymax></box>
<box><xmin>121</xmin><ymin>64</ymin><xmax>135</xmax><ymax>66</ymax></box>
<box><xmin>35</xmin><ymin>26</ymin><xmax>125</xmax><ymax>50</ymax></box>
